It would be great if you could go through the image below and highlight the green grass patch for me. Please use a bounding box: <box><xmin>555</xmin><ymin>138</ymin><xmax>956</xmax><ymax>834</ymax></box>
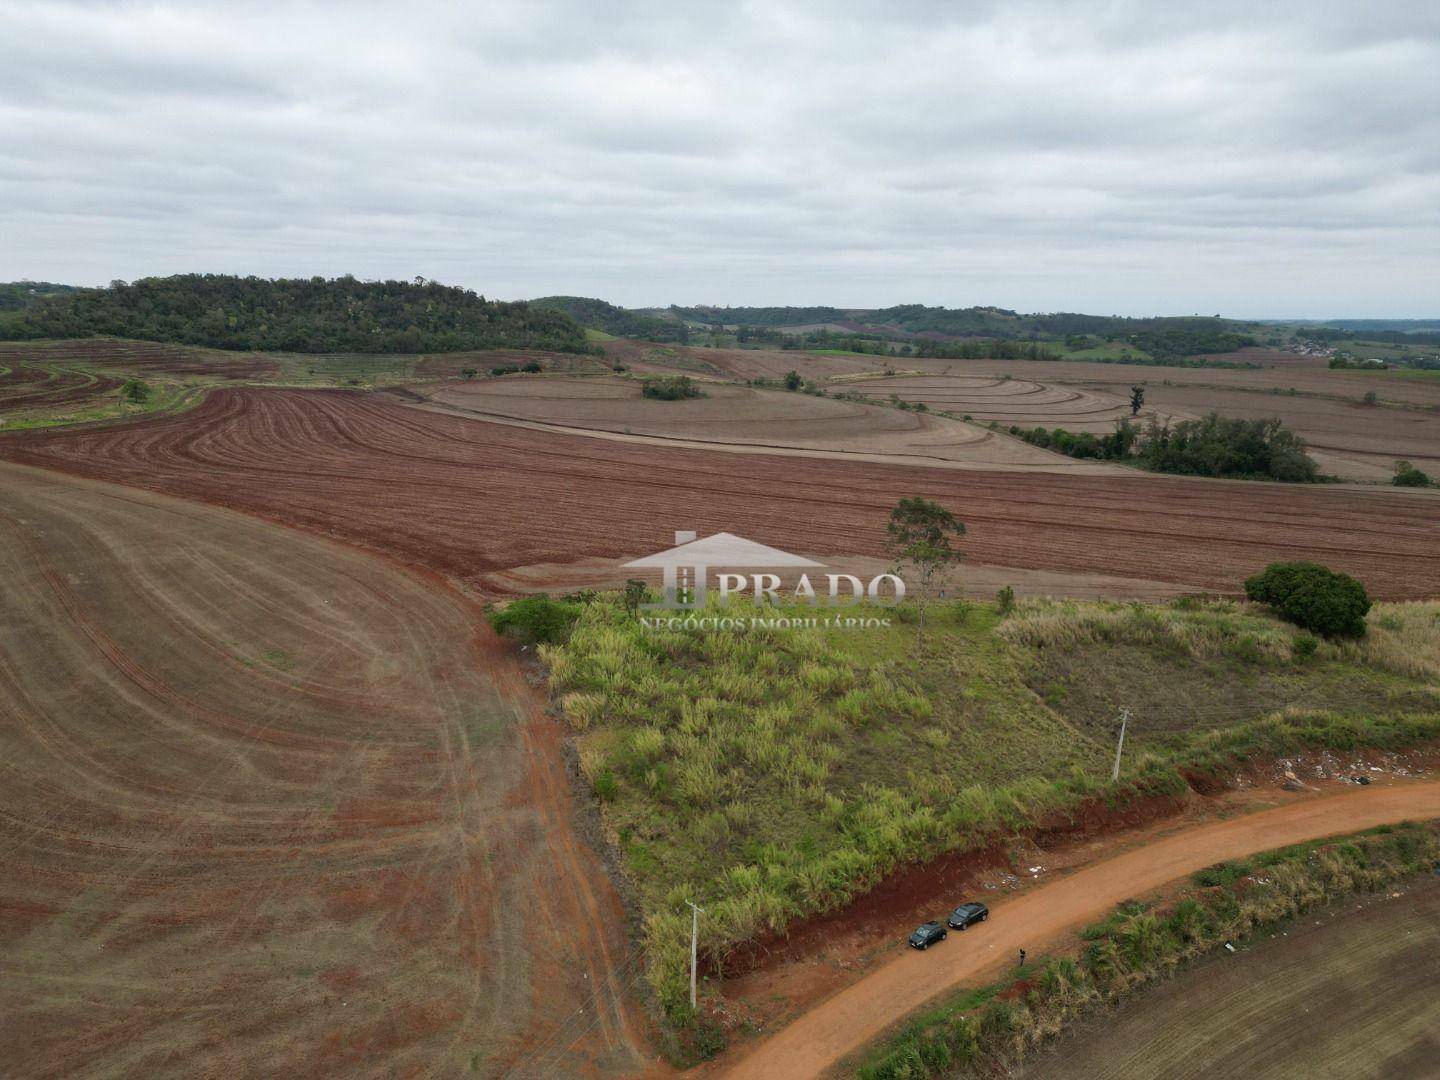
<box><xmin>0</xmin><ymin>379</ymin><xmax>204</xmax><ymax>430</ymax></box>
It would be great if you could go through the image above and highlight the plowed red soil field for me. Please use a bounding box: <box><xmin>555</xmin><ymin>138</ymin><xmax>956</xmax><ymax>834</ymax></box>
<box><xmin>842</xmin><ymin>374</ymin><xmax>1173</xmax><ymax>432</ymax></box>
<box><xmin>0</xmin><ymin>362</ymin><xmax>122</xmax><ymax>410</ymax></box>
<box><xmin>0</xmin><ymin>462</ymin><xmax>647</xmax><ymax>1078</ymax></box>
<box><xmin>416</xmin><ymin>375</ymin><xmax>1100</xmax><ymax>471</ymax></box>
<box><xmin>2</xmin><ymin>387</ymin><xmax>1438</xmax><ymax>598</ymax></box>
<box><xmin>0</xmin><ymin>338</ymin><xmax>280</xmax><ymax>378</ymax></box>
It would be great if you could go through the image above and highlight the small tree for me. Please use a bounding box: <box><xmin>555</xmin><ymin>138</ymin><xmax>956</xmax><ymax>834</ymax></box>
<box><xmin>886</xmin><ymin>496</ymin><xmax>966</xmax><ymax>638</ymax></box>
<box><xmin>487</xmin><ymin>595</ymin><xmax>581</xmax><ymax>646</ymax></box>
<box><xmin>1129</xmin><ymin>385</ymin><xmax>1145</xmax><ymax>416</ymax></box>
<box><xmin>1393</xmin><ymin>460</ymin><xmax>1433</xmax><ymax>487</ymax></box>
<box><xmin>622</xmin><ymin>578</ymin><xmax>649</xmax><ymax>612</ymax></box>
<box><xmin>783</xmin><ymin>369</ymin><xmax>802</xmax><ymax>392</ymax></box>
<box><xmin>121</xmin><ymin>378</ymin><xmax>150</xmax><ymax>404</ymax></box>
<box><xmin>460</xmin><ymin>367</ymin><xmax>478</xmax><ymax>379</ymax></box>
<box><xmin>1244</xmin><ymin>561</ymin><xmax>1370</xmax><ymax>638</ymax></box>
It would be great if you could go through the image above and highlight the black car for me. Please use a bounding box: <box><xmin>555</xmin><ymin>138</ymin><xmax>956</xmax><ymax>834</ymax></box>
<box><xmin>947</xmin><ymin>902</ymin><xmax>989</xmax><ymax>930</ymax></box>
<box><xmin>908</xmin><ymin>921</ymin><xmax>947</xmax><ymax>949</ymax></box>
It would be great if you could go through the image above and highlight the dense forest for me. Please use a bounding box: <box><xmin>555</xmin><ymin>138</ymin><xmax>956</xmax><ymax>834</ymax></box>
<box><xmin>0</xmin><ymin>281</ymin><xmax>80</xmax><ymax>313</ymax></box>
<box><xmin>914</xmin><ymin>338</ymin><xmax>1060</xmax><ymax>360</ymax></box>
<box><xmin>529</xmin><ymin>295</ymin><xmax>690</xmax><ymax>342</ymax></box>
<box><xmin>1</xmin><ymin>275</ymin><xmax>596</xmax><ymax>354</ymax></box>
<box><xmin>656</xmin><ymin>303</ymin><xmax>1256</xmax><ymax>357</ymax></box>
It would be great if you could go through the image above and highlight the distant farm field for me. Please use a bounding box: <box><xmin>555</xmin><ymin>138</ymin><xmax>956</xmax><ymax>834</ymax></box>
<box><xmin>3</xmin><ymin>388</ymin><xmax>1439</xmax><ymax>597</ymax></box>
<box><xmin>416</xmin><ymin>375</ymin><xmax>1106</xmax><ymax>471</ymax></box>
<box><xmin>1017</xmin><ymin>877</ymin><xmax>1440</xmax><ymax>1080</ymax></box>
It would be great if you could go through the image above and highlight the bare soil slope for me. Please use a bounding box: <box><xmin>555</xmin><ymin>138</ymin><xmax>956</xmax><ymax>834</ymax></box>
<box><xmin>417</xmin><ymin>376</ymin><xmax>1102</xmax><ymax>471</ymax></box>
<box><xmin>0</xmin><ymin>462</ymin><xmax>644</xmax><ymax>1078</ymax></box>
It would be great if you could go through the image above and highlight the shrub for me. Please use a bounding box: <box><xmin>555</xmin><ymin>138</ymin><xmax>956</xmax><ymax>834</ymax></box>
<box><xmin>1139</xmin><ymin>413</ymin><xmax>1319</xmax><ymax>482</ymax></box>
<box><xmin>1292</xmin><ymin>634</ymin><xmax>1319</xmax><ymax>659</ymax></box>
<box><xmin>1244</xmin><ymin>562</ymin><xmax>1371</xmax><ymax>638</ymax></box>
<box><xmin>521</xmin><ymin>360</ymin><xmax>542</xmax><ymax>373</ymax></box>
<box><xmin>460</xmin><ymin>367</ymin><xmax>478</xmax><ymax>378</ymax></box>
<box><xmin>996</xmin><ymin>585</ymin><xmax>1016</xmax><ymax>615</ymax></box>
<box><xmin>490</xmin><ymin>364</ymin><xmax>519</xmax><ymax>376</ymax></box>
<box><xmin>121</xmin><ymin>378</ymin><xmax>150</xmax><ymax>403</ymax></box>
<box><xmin>641</xmin><ymin>375</ymin><xmax>704</xmax><ymax>401</ymax></box>
<box><xmin>783</xmin><ymin>369</ymin><xmax>802</xmax><ymax>391</ymax></box>
<box><xmin>1392</xmin><ymin>460</ymin><xmax>1433</xmax><ymax>487</ymax></box>
<box><xmin>487</xmin><ymin>594</ymin><xmax>581</xmax><ymax>646</ymax></box>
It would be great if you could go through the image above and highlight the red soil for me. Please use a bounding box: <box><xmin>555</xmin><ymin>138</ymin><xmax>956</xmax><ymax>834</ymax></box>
<box><xmin>0</xmin><ymin>362</ymin><xmax>123</xmax><ymax>409</ymax></box>
<box><xmin>0</xmin><ymin>338</ymin><xmax>279</xmax><ymax>378</ymax></box>
<box><xmin>2</xmin><ymin>387</ymin><xmax>1438</xmax><ymax>599</ymax></box>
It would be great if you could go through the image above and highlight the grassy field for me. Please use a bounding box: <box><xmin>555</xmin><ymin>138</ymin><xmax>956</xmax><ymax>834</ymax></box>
<box><xmin>0</xmin><ymin>375</ymin><xmax>204</xmax><ymax>430</ymax></box>
<box><xmin>1057</xmin><ymin>342</ymin><xmax>1154</xmax><ymax>361</ymax></box>
<box><xmin>541</xmin><ymin>594</ymin><xmax>1440</xmax><ymax>1035</ymax></box>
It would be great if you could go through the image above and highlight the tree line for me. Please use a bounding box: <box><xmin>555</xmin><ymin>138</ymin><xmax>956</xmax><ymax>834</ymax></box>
<box><xmin>529</xmin><ymin>295</ymin><xmax>691</xmax><ymax>343</ymax></box>
<box><xmin>1</xmin><ymin>274</ymin><xmax>598</xmax><ymax>354</ymax></box>
<box><xmin>1011</xmin><ymin>413</ymin><xmax>1321</xmax><ymax>482</ymax></box>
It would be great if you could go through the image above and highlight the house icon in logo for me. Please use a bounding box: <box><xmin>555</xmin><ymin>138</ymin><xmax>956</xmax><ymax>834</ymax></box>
<box><xmin>624</xmin><ymin>530</ymin><xmax>825</xmax><ymax>608</ymax></box>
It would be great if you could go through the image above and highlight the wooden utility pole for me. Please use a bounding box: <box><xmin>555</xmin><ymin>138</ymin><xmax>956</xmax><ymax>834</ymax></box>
<box><xmin>1111</xmin><ymin>707</ymin><xmax>1131</xmax><ymax>783</ymax></box>
<box><xmin>686</xmin><ymin>899</ymin><xmax>705</xmax><ymax>1009</ymax></box>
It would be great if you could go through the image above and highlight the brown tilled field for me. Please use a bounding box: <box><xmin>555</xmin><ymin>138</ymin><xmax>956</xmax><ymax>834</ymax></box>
<box><xmin>951</xmin><ymin>355</ymin><xmax>1440</xmax><ymax>408</ymax></box>
<box><xmin>0</xmin><ymin>462</ymin><xmax>645</xmax><ymax>1078</ymax></box>
<box><xmin>840</xmin><ymin>375</ymin><xmax>1173</xmax><ymax>433</ymax></box>
<box><xmin>415</xmin><ymin>375</ymin><xmax>1106</xmax><ymax>471</ymax></box>
<box><xmin>2</xmin><ymin>387</ymin><xmax>1437</xmax><ymax>599</ymax></box>
<box><xmin>1127</xmin><ymin>383</ymin><xmax>1440</xmax><ymax>481</ymax></box>
<box><xmin>0</xmin><ymin>361</ymin><xmax>123</xmax><ymax>410</ymax></box>
<box><xmin>415</xmin><ymin>350</ymin><xmax>611</xmax><ymax>378</ymax></box>
<box><xmin>0</xmin><ymin>338</ymin><xmax>280</xmax><ymax>379</ymax></box>
<box><xmin>603</xmin><ymin>340</ymin><xmax>889</xmax><ymax>381</ymax></box>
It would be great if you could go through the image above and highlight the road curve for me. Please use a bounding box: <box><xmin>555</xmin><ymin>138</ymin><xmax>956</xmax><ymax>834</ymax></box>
<box><xmin>718</xmin><ymin>781</ymin><xmax>1440</xmax><ymax>1080</ymax></box>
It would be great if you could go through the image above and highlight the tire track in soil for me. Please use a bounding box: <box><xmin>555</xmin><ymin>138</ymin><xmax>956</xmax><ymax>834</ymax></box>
<box><xmin>0</xmin><ymin>463</ymin><xmax>650</xmax><ymax>1078</ymax></box>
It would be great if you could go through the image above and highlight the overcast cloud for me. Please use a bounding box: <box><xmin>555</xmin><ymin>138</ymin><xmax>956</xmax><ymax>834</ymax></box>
<box><xmin>1</xmin><ymin>0</ymin><xmax>1437</xmax><ymax>315</ymax></box>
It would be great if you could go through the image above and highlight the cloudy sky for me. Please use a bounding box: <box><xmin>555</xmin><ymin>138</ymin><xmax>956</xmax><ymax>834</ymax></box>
<box><xmin>2</xmin><ymin>0</ymin><xmax>1437</xmax><ymax>316</ymax></box>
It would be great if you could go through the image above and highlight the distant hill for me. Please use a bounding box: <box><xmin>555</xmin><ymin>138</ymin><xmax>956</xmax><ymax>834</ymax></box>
<box><xmin>529</xmin><ymin>296</ymin><xmax>689</xmax><ymax>343</ymax></box>
<box><xmin>0</xmin><ymin>280</ymin><xmax>80</xmax><ymax>313</ymax></box>
<box><xmin>1</xmin><ymin>274</ymin><xmax>596</xmax><ymax>354</ymax></box>
<box><xmin>661</xmin><ymin>304</ymin><xmax>1257</xmax><ymax>358</ymax></box>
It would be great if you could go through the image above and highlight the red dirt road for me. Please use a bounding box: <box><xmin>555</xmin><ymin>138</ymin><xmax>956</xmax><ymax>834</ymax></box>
<box><xmin>2</xmin><ymin>388</ymin><xmax>1439</xmax><ymax>599</ymax></box>
<box><xmin>716</xmin><ymin>781</ymin><xmax>1440</xmax><ymax>1080</ymax></box>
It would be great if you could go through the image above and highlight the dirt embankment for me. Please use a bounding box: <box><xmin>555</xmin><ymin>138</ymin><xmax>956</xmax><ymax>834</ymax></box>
<box><xmin>3</xmin><ymin>387</ymin><xmax>1438</xmax><ymax>599</ymax></box>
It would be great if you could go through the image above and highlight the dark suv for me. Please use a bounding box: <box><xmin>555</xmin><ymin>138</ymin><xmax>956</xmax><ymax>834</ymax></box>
<box><xmin>947</xmin><ymin>902</ymin><xmax>989</xmax><ymax>930</ymax></box>
<box><xmin>907</xmin><ymin>921</ymin><xmax>947</xmax><ymax>949</ymax></box>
